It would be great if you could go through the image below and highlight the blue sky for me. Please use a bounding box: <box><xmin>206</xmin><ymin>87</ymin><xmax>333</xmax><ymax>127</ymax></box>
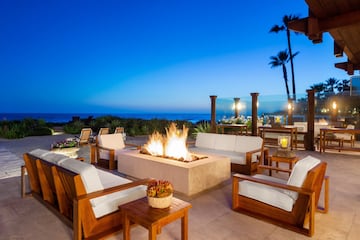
<box><xmin>0</xmin><ymin>0</ymin><xmax>351</xmax><ymax>114</ymax></box>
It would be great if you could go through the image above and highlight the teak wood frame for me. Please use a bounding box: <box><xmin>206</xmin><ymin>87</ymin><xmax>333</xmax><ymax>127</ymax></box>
<box><xmin>232</xmin><ymin>162</ymin><xmax>329</xmax><ymax>237</ymax></box>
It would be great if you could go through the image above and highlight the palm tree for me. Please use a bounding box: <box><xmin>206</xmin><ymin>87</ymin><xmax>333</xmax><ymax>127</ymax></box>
<box><xmin>269</xmin><ymin>50</ymin><xmax>293</xmax><ymax>100</ymax></box>
<box><xmin>309</xmin><ymin>83</ymin><xmax>326</xmax><ymax>99</ymax></box>
<box><xmin>270</xmin><ymin>14</ymin><xmax>300</xmax><ymax>101</ymax></box>
<box><xmin>336</xmin><ymin>79</ymin><xmax>351</xmax><ymax>93</ymax></box>
<box><xmin>324</xmin><ymin>77</ymin><xmax>339</xmax><ymax>96</ymax></box>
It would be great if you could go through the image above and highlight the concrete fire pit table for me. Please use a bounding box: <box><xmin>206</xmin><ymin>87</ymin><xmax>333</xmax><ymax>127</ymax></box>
<box><xmin>117</xmin><ymin>149</ymin><xmax>230</xmax><ymax>197</ymax></box>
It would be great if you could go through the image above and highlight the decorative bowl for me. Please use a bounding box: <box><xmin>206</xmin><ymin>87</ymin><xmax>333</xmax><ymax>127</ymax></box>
<box><xmin>148</xmin><ymin>193</ymin><xmax>173</xmax><ymax>209</ymax></box>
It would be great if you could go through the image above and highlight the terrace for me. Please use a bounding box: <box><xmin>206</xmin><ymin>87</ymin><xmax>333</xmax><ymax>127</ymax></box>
<box><xmin>1</xmin><ymin>133</ymin><xmax>360</xmax><ymax>239</ymax></box>
<box><xmin>2</xmin><ymin>0</ymin><xmax>360</xmax><ymax>238</ymax></box>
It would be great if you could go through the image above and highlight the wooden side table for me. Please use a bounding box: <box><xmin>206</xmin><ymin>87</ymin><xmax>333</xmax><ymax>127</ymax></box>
<box><xmin>269</xmin><ymin>155</ymin><xmax>299</xmax><ymax>176</ymax></box>
<box><xmin>120</xmin><ymin>197</ymin><xmax>192</xmax><ymax>240</ymax></box>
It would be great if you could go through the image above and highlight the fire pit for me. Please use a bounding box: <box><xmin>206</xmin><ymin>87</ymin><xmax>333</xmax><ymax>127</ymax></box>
<box><xmin>117</xmin><ymin>123</ymin><xmax>230</xmax><ymax>196</ymax></box>
<box><xmin>140</xmin><ymin>123</ymin><xmax>206</xmax><ymax>162</ymax></box>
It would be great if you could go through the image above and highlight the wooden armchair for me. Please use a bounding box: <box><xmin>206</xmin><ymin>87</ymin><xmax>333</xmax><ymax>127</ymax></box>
<box><xmin>75</xmin><ymin>128</ymin><xmax>93</xmax><ymax>145</ymax></box>
<box><xmin>90</xmin><ymin>133</ymin><xmax>136</xmax><ymax>170</ymax></box>
<box><xmin>98</xmin><ymin>127</ymin><xmax>110</xmax><ymax>135</ymax></box>
<box><xmin>232</xmin><ymin>156</ymin><xmax>329</xmax><ymax>236</ymax></box>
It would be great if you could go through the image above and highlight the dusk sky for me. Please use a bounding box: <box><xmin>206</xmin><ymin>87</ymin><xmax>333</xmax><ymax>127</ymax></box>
<box><xmin>1</xmin><ymin>0</ymin><xmax>351</xmax><ymax>114</ymax></box>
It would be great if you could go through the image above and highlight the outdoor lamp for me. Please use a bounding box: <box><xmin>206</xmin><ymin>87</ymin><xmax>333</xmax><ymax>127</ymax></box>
<box><xmin>332</xmin><ymin>101</ymin><xmax>337</xmax><ymax>110</ymax></box>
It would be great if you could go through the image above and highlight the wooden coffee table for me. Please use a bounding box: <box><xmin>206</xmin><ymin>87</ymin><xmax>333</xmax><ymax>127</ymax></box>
<box><xmin>120</xmin><ymin>197</ymin><xmax>192</xmax><ymax>240</ymax></box>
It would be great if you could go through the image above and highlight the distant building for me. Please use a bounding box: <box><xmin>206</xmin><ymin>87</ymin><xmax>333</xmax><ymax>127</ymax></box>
<box><xmin>350</xmin><ymin>75</ymin><xmax>360</xmax><ymax>96</ymax></box>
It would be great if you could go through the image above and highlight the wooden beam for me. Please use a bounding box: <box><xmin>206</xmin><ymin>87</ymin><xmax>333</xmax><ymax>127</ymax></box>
<box><xmin>334</xmin><ymin>41</ymin><xmax>344</xmax><ymax>57</ymax></box>
<box><xmin>288</xmin><ymin>9</ymin><xmax>360</xmax><ymax>39</ymax></box>
<box><xmin>334</xmin><ymin>61</ymin><xmax>360</xmax><ymax>75</ymax></box>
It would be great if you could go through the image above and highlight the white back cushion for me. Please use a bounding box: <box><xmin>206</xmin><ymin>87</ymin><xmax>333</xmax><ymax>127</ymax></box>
<box><xmin>234</xmin><ymin>136</ymin><xmax>263</xmax><ymax>153</ymax></box>
<box><xmin>195</xmin><ymin>133</ymin><xmax>217</xmax><ymax>149</ymax></box>
<box><xmin>214</xmin><ymin>134</ymin><xmax>236</xmax><ymax>151</ymax></box>
<box><xmin>98</xmin><ymin>133</ymin><xmax>125</xmax><ymax>150</ymax></box>
<box><xmin>41</xmin><ymin>153</ymin><xmax>69</xmax><ymax>164</ymax></box>
<box><xmin>59</xmin><ymin>159</ymin><xmax>104</xmax><ymax>193</ymax></box>
<box><xmin>286</xmin><ymin>156</ymin><xmax>321</xmax><ymax>200</ymax></box>
<box><xmin>29</xmin><ymin>149</ymin><xmax>51</xmax><ymax>158</ymax></box>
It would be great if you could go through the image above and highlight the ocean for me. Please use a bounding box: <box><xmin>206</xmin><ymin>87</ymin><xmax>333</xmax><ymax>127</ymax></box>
<box><xmin>0</xmin><ymin>113</ymin><xmax>212</xmax><ymax>124</ymax></box>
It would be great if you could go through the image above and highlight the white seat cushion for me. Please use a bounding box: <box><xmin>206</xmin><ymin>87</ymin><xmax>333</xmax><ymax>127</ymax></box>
<box><xmin>90</xmin><ymin>169</ymin><xmax>143</xmax><ymax>217</ymax></box>
<box><xmin>239</xmin><ymin>177</ymin><xmax>295</xmax><ymax>212</ymax></box>
<box><xmin>91</xmin><ymin>184</ymin><xmax>147</xmax><ymax>218</ymax></box>
<box><xmin>59</xmin><ymin>159</ymin><xmax>104</xmax><ymax>193</ymax></box>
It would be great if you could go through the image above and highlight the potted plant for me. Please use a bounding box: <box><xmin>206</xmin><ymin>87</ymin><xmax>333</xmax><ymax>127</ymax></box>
<box><xmin>147</xmin><ymin>180</ymin><xmax>174</xmax><ymax>208</ymax></box>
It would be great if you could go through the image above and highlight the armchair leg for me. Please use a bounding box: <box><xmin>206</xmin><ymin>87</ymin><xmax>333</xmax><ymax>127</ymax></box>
<box><xmin>317</xmin><ymin>176</ymin><xmax>329</xmax><ymax>213</ymax></box>
<box><xmin>21</xmin><ymin>165</ymin><xmax>31</xmax><ymax>198</ymax></box>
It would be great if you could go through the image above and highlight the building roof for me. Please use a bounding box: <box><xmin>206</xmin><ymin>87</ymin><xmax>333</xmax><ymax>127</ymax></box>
<box><xmin>288</xmin><ymin>0</ymin><xmax>360</xmax><ymax>75</ymax></box>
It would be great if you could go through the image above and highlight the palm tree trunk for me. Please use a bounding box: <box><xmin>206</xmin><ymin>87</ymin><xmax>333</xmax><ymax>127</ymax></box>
<box><xmin>282</xmin><ymin>64</ymin><xmax>291</xmax><ymax>100</ymax></box>
<box><xmin>287</xmin><ymin>29</ymin><xmax>296</xmax><ymax>101</ymax></box>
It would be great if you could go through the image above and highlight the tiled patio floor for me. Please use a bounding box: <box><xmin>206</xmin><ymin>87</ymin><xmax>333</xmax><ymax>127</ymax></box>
<box><xmin>0</xmin><ymin>135</ymin><xmax>359</xmax><ymax>239</ymax></box>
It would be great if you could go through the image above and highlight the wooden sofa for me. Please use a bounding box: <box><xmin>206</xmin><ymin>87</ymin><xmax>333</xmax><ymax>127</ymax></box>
<box><xmin>190</xmin><ymin>132</ymin><xmax>268</xmax><ymax>175</ymax></box>
<box><xmin>232</xmin><ymin>156</ymin><xmax>329</xmax><ymax>236</ymax></box>
<box><xmin>23</xmin><ymin>149</ymin><xmax>150</xmax><ymax>240</ymax></box>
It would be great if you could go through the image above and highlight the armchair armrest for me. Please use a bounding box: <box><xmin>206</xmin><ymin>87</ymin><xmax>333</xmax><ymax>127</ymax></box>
<box><xmin>232</xmin><ymin>173</ymin><xmax>313</xmax><ymax>196</ymax></box>
<box><xmin>91</xmin><ymin>144</ymin><xmax>116</xmax><ymax>169</ymax></box>
<box><xmin>245</xmin><ymin>147</ymin><xmax>263</xmax><ymax>165</ymax></box>
<box><xmin>124</xmin><ymin>143</ymin><xmax>141</xmax><ymax>149</ymax></box>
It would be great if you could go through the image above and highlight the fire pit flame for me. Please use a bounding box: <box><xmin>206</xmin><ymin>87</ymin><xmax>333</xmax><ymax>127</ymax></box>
<box><xmin>142</xmin><ymin>123</ymin><xmax>195</xmax><ymax>162</ymax></box>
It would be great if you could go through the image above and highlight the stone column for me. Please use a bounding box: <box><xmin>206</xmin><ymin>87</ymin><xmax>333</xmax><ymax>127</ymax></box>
<box><xmin>306</xmin><ymin>89</ymin><xmax>315</xmax><ymax>151</ymax></box>
<box><xmin>251</xmin><ymin>93</ymin><xmax>259</xmax><ymax>136</ymax></box>
<box><xmin>210</xmin><ymin>95</ymin><xmax>217</xmax><ymax>133</ymax></box>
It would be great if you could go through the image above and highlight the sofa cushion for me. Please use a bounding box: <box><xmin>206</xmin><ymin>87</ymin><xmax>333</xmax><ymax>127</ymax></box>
<box><xmin>98</xmin><ymin>133</ymin><xmax>125</xmax><ymax>150</ymax></box>
<box><xmin>286</xmin><ymin>156</ymin><xmax>321</xmax><ymax>200</ymax></box>
<box><xmin>214</xmin><ymin>134</ymin><xmax>236</xmax><ymax>151</ymax></box>
<box><xmin>59</xmin><ymin>159</ymin><xmax>104</xmax><ymax>193</ymax></box>
<box><xmin>234</xmin><ymin>136</ymin><xmax>263</xmax><ymax>153</ymax></box>
<box><xmin>97</xmin><ymin>169</ymin><xmax>132</xmax><ymax>188</ymax></box>
<box><xmin>195</xmin><ymin>133</ymin><xmax>217</xmax><ymax>149</ymax></box>
<box><xmin>29</xmin><ymin>148</ymin><xmax>51</xmax><ymax>158</ymax></box>
<box><xmin>91</xmin><ymin>185</ymin><xmax>147</xmax><ymax>218</ymax></box>
<box><xmin>89</xmin><ymin>169</ymin><xmax>139</xmax><ymax>212</ymax></box>
<box><xmin>239</xmin><ymin>178</ymin><xmax>295</xmax><ymax>212</ymax></box>
<box><xmin>41</xmin><ymin>152</ymin><xmax>70</xmax><ymax>165</ymax></box>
